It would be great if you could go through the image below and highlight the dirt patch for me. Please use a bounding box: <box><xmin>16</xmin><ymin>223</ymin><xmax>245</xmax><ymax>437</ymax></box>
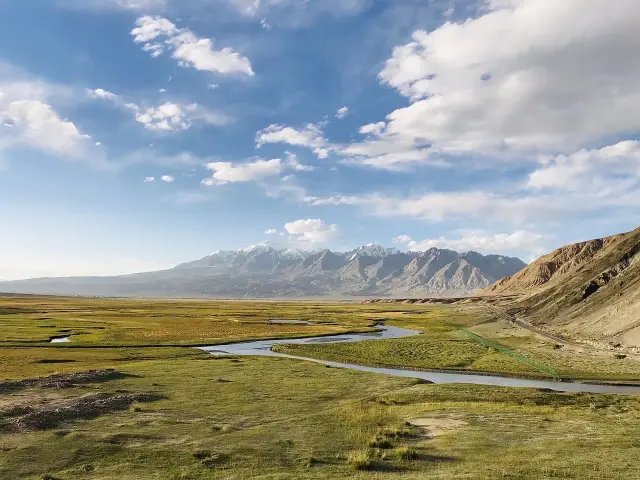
<box><xmin>3</xmin><ymin>392</ymin><xmax>164</xmax><ymax>432</ymax></box>
<box><xmin>0</xmin><ymin>369</ymin><xmax>133</xmax><ymax>394</ymax></box>
<box><xmin>408</xmin><ymin>417</ymin><xmax>467</xmax><ymax>438</ymax></box>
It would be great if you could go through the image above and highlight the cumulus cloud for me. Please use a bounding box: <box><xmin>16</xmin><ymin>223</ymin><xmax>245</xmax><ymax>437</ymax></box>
<box><xmin>160</xmin><ymin>175</ymin><xmax>174</xmax><ymax>183</ymax></box>
<box><xmin>86</xmin><ymin>88</ymin><xmax>118</xmax><ymax>100</ymax></box>
<box><xmin>144</xmin><ymin>176</ymin><xmax>155</xmax><ymax>182</ymax></box>
<box><xmin>131</xmin><ymin>16</ymin><xmax>254</xmax><ymax>76</ymax></box>
<box><xmin>0</xmin><ymin>98</ymin><xmax>89</xmax><ymax>156</ymax></box>
<box><xmin>85</xmin><ymin>88</ymin><xmax>230</xmax><ymax>132</ymax></box>
<box><xmin>335</xmin><ymin>106</ymin><xmax>349</xmax><ymax>119</ymax></box>
<box><xmin>265</xmin><ymin>228</ymin><xmax>278</xmax><ymax>235</ymax></box>
<box><xmin>203</xmin><ymin>158</ymin><xmax>283</xmax><ymax>185</ymax></box>
<box><xmin>303</xmin><ymin>169</ymin><xmax>640</xmax><ymax>225</ymax></box>
<box><xmin>374</xmin><ymin>0</ymin><xmax>640</xmax><ymax>155</ymax></box>
<box><xmin>254</xmin><ymin>118</ymin><xmax>444</xmax><ymax>170</ymax></box>
<box><xmin>257</xmin><ymin>1</ymin><xmax>640</xmax><ymax>171</ymax></box>
<box><xmin>256</xmin><ymin>123</ymin><xmax>331</xmax><ymax>159</ymax></box>
<box><xmin>527</xmin><ymin>141</ymin><xmax>640</xmax><ymax>193</ymax></box>
<box><xmin>131</xmin><ymin>103</ymin><xmax>193</xmax><ymax>131</ymax></box>
<box><xmin>284</xmin><ymin>218</ymin><xmax>339</xmax><ymax>244</ymax></box>
<box><xmin>393</xmin><ymin>230</ymin><xmax>549</xmax><ymax>256</ymax></box>
<box><xmin>284</xmin><ymin>151</ymin><xmax>314</xmax><ymax>172</ymax></box>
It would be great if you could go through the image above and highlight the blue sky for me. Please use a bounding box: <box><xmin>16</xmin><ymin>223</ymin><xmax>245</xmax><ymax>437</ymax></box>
<box><xmin>1</xmin><ymin>0</ymin><xmax>640</xmax><ymax>279</ymax></box>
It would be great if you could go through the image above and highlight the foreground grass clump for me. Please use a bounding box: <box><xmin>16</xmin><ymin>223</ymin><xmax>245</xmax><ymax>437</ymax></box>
<box><xmin>347</xmin><ymin>449</ymin><xmax>378</xmax><ymax>470</ymax></box>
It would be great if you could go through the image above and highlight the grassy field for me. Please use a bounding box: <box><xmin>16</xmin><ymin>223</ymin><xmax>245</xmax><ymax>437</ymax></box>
<box><xmin>0</xmin><ymin>296</ymin><xmax>395</xmax><ymax>346</ymax></box>
<box><xmin>3</xmin><ymin>295</ymin><xmax>640</xmax><ymax>479</ymax></box>
<box><xmin>3</xmin><ymin>350</ymin><xmax>640</xmax><ymax>479</ymax></box>
<box><xmin>274</xmin><ymin>307</ymin><xmax>640</xmax><ymax>381</ymax></box>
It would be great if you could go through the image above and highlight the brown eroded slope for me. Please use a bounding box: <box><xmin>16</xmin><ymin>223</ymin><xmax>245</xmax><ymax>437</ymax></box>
<box><xmin>481</xmin><ymin>226</ymin><xmax>640</xmax><ymax>347</ymax></box>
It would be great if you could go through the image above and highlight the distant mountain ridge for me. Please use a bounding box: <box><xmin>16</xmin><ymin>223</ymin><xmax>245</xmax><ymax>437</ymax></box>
<box><xmin>0</xmin><ymin>244</ymin><xmax>526</xmax><ymax>298</ymax></box>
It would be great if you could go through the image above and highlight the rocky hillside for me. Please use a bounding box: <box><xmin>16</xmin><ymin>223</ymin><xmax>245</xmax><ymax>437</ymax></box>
<box><xmin>481</xmin><ymin>227</ymin><xmax>640</xmax><ymax>347</ymax></box>
<box><xmin>0</xmin><ymin>245</ymin><xmax>525</xmax><ymax>298</ymax></box>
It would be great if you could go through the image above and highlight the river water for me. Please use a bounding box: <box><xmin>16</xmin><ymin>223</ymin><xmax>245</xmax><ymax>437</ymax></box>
<box><xmin>199</xmin><ymin>325</ymin><xmax>640</xmax><ymax>395</ymax></box>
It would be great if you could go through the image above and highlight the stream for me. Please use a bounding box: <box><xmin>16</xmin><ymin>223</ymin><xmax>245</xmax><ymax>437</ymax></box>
<box><xmin>199</xmin><ymin>325</ymin><xmax>640</xmax><ymax>395</ymax></box>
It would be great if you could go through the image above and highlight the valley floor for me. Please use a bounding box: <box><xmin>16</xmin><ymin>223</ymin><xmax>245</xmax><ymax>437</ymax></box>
<box><xmin>2</xmin><ymin>296</ymin><xmax>640</xmax><ymax>479</ymax></box>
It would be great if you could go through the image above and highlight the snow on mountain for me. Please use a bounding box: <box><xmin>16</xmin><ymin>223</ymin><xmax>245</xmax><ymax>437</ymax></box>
<box><xmin>0</xmin><ymin>245</ymin><xmax>527</xmax><ymax>298</ymax></box>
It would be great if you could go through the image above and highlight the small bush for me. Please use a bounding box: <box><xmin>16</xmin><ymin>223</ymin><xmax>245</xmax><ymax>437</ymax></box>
<box><xmin>347</xmin><ymin>450</ymin><xmax>376</xmax><ymax>470</ymax></box>
<box><xmin>394</xmin><ymin>445</ymin><xmax>420</xmax><ymax>461</ymax></box>
<box><xmin>369</xmin><ymin>437</ymin><xmax>394</xmax><ymax>449</ymax></box>
<box><xmin>193</xmin><ymin>450</ymin><xmax>212</xmax><ymax>460</ymax></box>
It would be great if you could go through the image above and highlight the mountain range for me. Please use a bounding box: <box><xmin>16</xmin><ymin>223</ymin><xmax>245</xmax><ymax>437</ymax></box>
<box><xmin>0</xmin><ymin>244</ymin><xmax>526</xmax><ymax>298</ymax></box>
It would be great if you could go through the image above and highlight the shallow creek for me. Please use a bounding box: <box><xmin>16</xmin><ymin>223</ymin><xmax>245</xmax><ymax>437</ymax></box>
<box><xmin>199</xmin><ymin>325</ymin><xmax>640</xmax><ymax>395</ymax></box>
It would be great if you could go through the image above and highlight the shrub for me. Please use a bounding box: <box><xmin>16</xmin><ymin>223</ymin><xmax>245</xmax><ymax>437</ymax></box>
<box><xmin>347</xmin><ymin>450</ymin><xmax>375</xmax><ymax>470</ymax></box>
<box><xmin>394</xmin><ymin>445</ymin><xmax>420</xmax><ymax>461</ymax></box>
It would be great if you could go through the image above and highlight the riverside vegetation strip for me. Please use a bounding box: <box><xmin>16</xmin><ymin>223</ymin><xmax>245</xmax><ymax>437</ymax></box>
<box><xmin>3</xmin><ymin>296</ymin><xmax>640</xmax><ymax>478</ymax></box>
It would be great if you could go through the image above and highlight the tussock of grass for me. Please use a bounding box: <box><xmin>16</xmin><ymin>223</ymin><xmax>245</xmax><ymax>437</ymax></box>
<box><xmin>393</xmin><ymin>444</ymin><xmax>420</xmax><ymax>460</ymax></box>
<box><xmin>347</xmin><ymin>449</ymin><xmax>376</xmax><ymax>470</ymax></box>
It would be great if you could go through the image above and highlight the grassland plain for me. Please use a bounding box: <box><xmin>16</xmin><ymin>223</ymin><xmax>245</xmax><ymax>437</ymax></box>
<box><xmin>3</xmin><ymin>296</ymin><xmax>640</xmax><ymax>479</ymax></box>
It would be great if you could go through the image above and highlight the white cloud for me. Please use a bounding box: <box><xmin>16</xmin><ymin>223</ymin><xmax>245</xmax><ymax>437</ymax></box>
<box><xmin>0</xmin><ymin>99</ymin><xmax>89</xmax><ymax>156</ymax></box>
<box><xmin>335</xmin><ymin>106</ymin><xmax>349</xmax><ymax>119</ymax></box>
<box><xmin>85</xmin><ymin>88</ymin><xmax>230</xmax><ymax>132</ymax></box>
<box><xmin>203</xmin><ymin>158</ymin><xmax>283</xmax><ymax>185</ymax></box>
<box><xmin>303</xmin><ymin>182</ymin><xmax>640</xmax><ymax>226</ymax></box>
<box><xmin>86</xmin><ymin>88</ymin><xmax>118</xmax><ymax>100</ymax></box>
<box><xmin>374</xmin><ymin>0</ymin><xmax>640</xmax><ymax>155</ymax></box>
<box><xmin>255</xmin><ymin>118</ymin><xmax>444</xmax><ymax>170</ymax></box>
<box><xmin>95</xmin><ymin>141</ymin><xmax>102</xmax><ymax>146</ymax></box>
<box><xmin>256</xmin><ymin>123</ymin><xmax>332</xmax><ymax>159</ymax></box>
<box><xmin>265</xmin><ymin>228</ymin><xmax>278</xmax><ymax>235</ymax></box>
<box><xmin>133</xmin><ymin>102</ymin><xmax>192</xmax><ymax>131</ymax></box>
<box><xmin>284</xmin><ymin>218</ymin><xmax>339</xmax><ymax>244</ymax></box>
<box><xmin>128</xmin><ymin>102</ymin><xmax>231</xmax><ymax>132</ymax></box>
<box><xmin>131</xmin><ymin>16</ymin><xmax>254</xmax><ymax>76</ymax></box>
<box><xmin>260</xmin><ymin>18</ymin><xmax>272</xmax><ymax>30</ymax></box>
<box><xmin>285</xmin><ymin>151</ymin><xmax>314</xmax><ymax>172</ymax></box>
<box><xmin>393</xmin><ymin>230</ymin><xmax>548</xmax><ymax>256</ymax></box>
<box><xmin>161</xmin><ymin>175</ymin><xmax>174</xmax><ymax>183</ymax></box>
<box><xmin>158</xmin><ymin>88</ymin><xmax>167</xmax><ymax>93</ymax></box>
<box><xmin>359</xmin><ymin>122</ymin><xmax>385</xmax><ymax>135</ymax></box>
<box><xmin>144</xmin><ymin>176</ymin><xmax>155</xmax><ymax>182</ymax></box>
<box><xmin>527</xmin><ymin>141</ymin><xmax>640</xmax><ymax>192</ymax></box>
<box><xmin>207</xmin><ymin>84</ymin><xmax>219</xmax><ymax>90</ymax></box>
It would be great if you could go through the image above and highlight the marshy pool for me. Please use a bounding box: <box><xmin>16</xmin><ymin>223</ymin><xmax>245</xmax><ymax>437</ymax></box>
<box><xmin>199</xmin><ymin>325</ymin><xmax>640</xmax><ymax>395</ymax></box>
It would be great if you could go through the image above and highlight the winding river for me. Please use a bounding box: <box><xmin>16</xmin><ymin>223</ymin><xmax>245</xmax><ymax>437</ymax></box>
<box><xmin>199</xmin><ymin>325</ymin><xmax>640</xmax><ymax>395</ymax></box>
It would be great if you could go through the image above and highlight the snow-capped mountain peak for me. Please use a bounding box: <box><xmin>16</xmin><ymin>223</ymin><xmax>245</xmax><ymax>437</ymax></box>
<box><xmin>348</xmin><ymin>244</ymin><xmax>401</xmax><ymax>260</ymax></box>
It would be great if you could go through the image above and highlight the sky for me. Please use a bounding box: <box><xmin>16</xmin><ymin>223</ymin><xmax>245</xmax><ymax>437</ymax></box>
<box><xmin>1</xmin><ymin>0</ymin><xmax>640</xmax><ymax>280</ymax></box>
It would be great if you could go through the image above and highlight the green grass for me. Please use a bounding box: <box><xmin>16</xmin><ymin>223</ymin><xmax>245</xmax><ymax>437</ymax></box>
<box><xmin>0</xmin><ymin>296</ymin><xmax>435</xmax><ymax>347</ymax></box>
<box><xmin>3</xmin><ymin>296</ymin><xmax>640</xmax><ymax>478</ymax></box>
<box><xmin>274</xmin><ymin>307</ymin><xmax>640</xmax><ymax>381</ymax></box>
<box><xmin>5</xmin><ymin>352</ymin><xmax>640</xmax><ymax>479</ymax></box>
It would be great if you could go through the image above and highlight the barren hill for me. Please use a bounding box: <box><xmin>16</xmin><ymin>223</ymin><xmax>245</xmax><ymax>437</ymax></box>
<box><xmin>481</xmin><ymin>227</ymin><xmax>640</xmax><ymax>347</ymax></box>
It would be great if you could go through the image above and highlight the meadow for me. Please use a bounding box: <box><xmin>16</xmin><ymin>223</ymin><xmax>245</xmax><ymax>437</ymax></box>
<box><xmin>2</xmin><ymin>295</ymin><xmax>640</xmax><ymax>479</ymax></box>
